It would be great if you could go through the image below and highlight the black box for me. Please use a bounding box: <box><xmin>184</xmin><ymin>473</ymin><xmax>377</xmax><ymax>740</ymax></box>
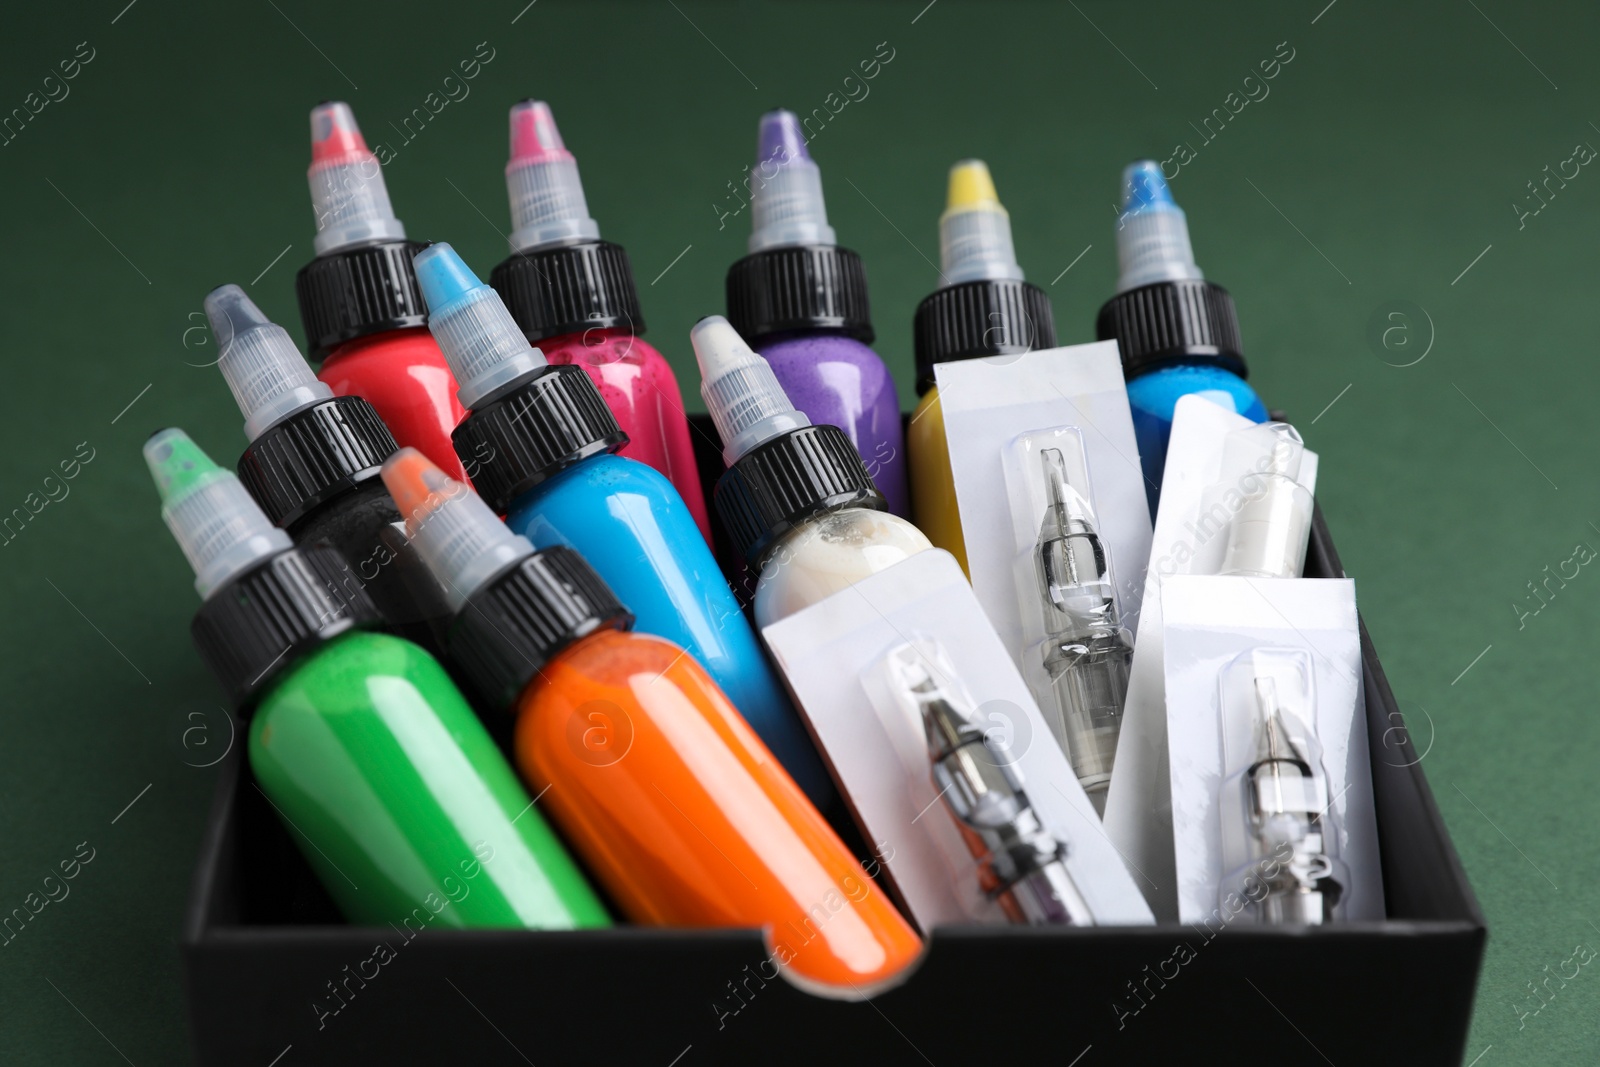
<box><xmin>181</xmin><ymin>417</ymin><xmax>1486</xmax><ymax>1066</ymax></box>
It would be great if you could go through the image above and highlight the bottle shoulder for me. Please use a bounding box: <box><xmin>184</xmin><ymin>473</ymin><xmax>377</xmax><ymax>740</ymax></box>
<box><xmin>539</xmin><ymin>329</ymin><xmax>672</xmax><ymax>372</ymax></box>
<box><xmin>323</xmin><ymin>326</ymin><xmax>442</xmax><ymax>364</ymax></box>
<box><xmin>757</xmin><ymin>508</ymin><xmax>931</xmax><ymax>614</ymax></box>
<box><xmin>524</xmin><ymin>452</ymin><xmax>680</xmax><ymax>502</ymax></box>
<box><xmin>532</xmin><ymin>629</ymin><xmax>682</xmax><ymax>694</ymax></box>
<box><xmin>1127</xmin><ymin>364</ymin><xmax>1264</xmax><ymax>413</ymax></box>
<box><xmin>758</xmin><ymin>332</ymin><xmax>886</xmax><ymax>368</ymax></box>
<box><xmin>257</xmin><ymin>631</ymin><xmax>446</xmax><ymax>709</ymax></box>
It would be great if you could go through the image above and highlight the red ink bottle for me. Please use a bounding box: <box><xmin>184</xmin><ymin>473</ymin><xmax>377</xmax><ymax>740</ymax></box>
<box><xmin>293</xmin><ymin>101</ymin><xmax>471</xmax><ymax>482</ymax></box>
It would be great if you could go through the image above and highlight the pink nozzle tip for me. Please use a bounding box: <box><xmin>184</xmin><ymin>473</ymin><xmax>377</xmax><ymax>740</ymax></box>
<box><xmin>309</xmin><ymin>101</ymin><xmax>373</xmax><ymax>166</ymax></box>
<box><xmin>508</xmin><ymin>100</ymin><xmax>573</xmax><ymax>165</ymax></box>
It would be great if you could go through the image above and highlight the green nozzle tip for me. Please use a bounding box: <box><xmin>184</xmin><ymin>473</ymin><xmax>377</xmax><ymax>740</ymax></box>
<box><xmin>144</xmin><ymin>428</ymin><xmax>223</xmax><ymax>505</ymax></box>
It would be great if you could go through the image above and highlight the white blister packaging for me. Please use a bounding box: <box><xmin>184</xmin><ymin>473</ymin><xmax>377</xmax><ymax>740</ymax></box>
<box><xmin>1161</xmin><ymin>574</ymin><xmax>1382</xmax><ymax>925</ymax></box>
<box><xmin>1102</xmin><ymin>395</ymin><xmax>1319</xmax><ymax>918</ymax></box>
<box><xmin>937</xmin><ymin>342</ymin><xmax>1151</xmax><ymax>808</ymax></box>
<box><xmin>761</xmin><ymin>548</ymin><xmax>1155</xmax><ymax>932</ymax></box>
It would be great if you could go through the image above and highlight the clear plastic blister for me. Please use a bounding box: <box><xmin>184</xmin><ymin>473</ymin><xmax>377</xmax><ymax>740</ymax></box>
<box><xmin>1194</xmin><ymin>422</ymin><xmax>1314</xmax><ymax>579</ymax></box>
<box><xmin>759</xmin><ymin>548</ymin><xmax>1155</xmax><ymax>929</ymax></box>
<box><xmin>872</xmin><ymin>640</ymin><xmax>1091</xmax><ymax>926</ymax></box>
<box><xmin>1000</xmin><ymin>428</ymin><xmax>1134</xmax><ymax>810</ymax></box>
<box><xmin>1215</xmin><ymin>648</ymin><xmax>1349</xmax><ymax>925</ymax></box>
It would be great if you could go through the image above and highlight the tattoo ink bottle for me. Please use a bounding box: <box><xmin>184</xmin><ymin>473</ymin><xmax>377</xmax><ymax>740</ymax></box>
<box><xmin>489</xmin><ymin>101</ymin><xmax>712</xmax><ymax>543</ymax></box>
<box><xmin>207</xmin><ymin>284</ymin><xmax>451</xmax><ymax>653</ymax></box>
<box><xmin>725</xmin><ymin>109</ymin><xmax>908</xmax><ymax>516</ymax></box>
<box><xmin>909</xmin><ymin>160</ymin><xmax>1056</xmax><ymax>575</ymax></box>
<box><xmin>414</xmin><ymin>243</ymin><xmax>830</xmax><ymax>806</ymax></box>
<box><xmin>380</xmin><ymin>447</ymin><xmax>921</xmax><ymax>993</ymax></box>
<box><xmin>1096</xmin><ymin>161</ymin><xmax>1267</xmax><ymax>514</ymax></box>
<box><xmin>692</xmin><ymin>315</ymin><xmax>930</xmax><ymax>627</ymax></box>
<box><xmin>145</xmin><ymin>429</ymin><xmax>607</xmax><ymax>930</ymax></box>
<box><xmin>294</xmin><ymin>102</ymin><xmax>470</xmax><ymax>481</ymax></box>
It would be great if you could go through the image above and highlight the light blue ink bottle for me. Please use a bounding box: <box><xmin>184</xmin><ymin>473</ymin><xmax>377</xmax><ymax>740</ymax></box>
<box><xmin>1096</xmin><ymin>162</ymin><xmax>1268</xmax><ymax>516</ymax></box>
<box><xmin>411</xmin><ymin>243</ymin><xmax>832</xmax><ymax>806</ymax></box>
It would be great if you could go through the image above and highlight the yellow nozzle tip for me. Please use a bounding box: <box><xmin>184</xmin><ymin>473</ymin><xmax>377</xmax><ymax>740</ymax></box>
<box><xmin>945</xmin><ymin>159</ymin><xmax>1000</xmax><ymax>212</ymax></box>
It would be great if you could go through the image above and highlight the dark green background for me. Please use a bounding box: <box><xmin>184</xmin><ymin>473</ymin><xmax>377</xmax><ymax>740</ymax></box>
<box><xmin>0</xmin><ymin>0</ymin><xmax>1593</xmax><ymax>1061</ymax></box>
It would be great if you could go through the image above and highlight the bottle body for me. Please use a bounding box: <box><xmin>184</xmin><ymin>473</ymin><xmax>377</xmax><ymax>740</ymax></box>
<box><xmin>504</xmin><ymin>453</ymin><xmax>830</xmax><ymax>805</ymax></box>
<box><xmin>1126</xmin><ymin>365</ymin><xmax>1267</xmax><ymax>515</ymax></box>
<box><xmin>756</xmin><ymin>331</ymin><xmax>909</xmax><ymax>517</ymax></box>
<box><xmin>249</xmin><ymin>630</ymin><xmax>609</xmax><ymax>930</ymax></box>
<box><xmin>538</xmin><ymin>327</ymin><xmax>712</xmax><ymax>544</ymax></box>
<box><xmin>286</xmin><ymin>479</ymin><xmax>452</xmax><ymax>655</ymax></box>
<box><xmin>318</xmin><ymin>327</ymin><xmax>471</xmax><ymax>482</ymax></box>
<box><xmin>513</xmin><ymin>628</ymin><xmax>920</xmax><ymax>991</ymax></box>
<box><xmin>906</xmin><ymin>386</ymin><xmax>968</xmax><ymax>576</ymax></box>
<box><xmin>752</xmin><ymin>507</ymin><xmax>931</xmax><ymax>627</ymax></box>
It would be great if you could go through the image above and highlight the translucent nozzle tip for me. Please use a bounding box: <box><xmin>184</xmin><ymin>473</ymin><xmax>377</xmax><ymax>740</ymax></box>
<box><xmin>747</xmin><ymin>108</ymin><xmax>835</xmax><ymax>252</ymax></box>
<box><xmin>504</xmin><ymin>100</ymin><xmax>599</xmax><ymax>252</ymax></box>
<box><xmin>1119</xmin><ymin>160</ymin><xmax>1176</xmax><ymax>212</ymax></box>
<box><xmin>691</xmin><ymin>315</ymin><xmax>809</xmax><ymax>465</ymax></box>
<box><xmin>205</xmin><ymin>284</ymin><xmax>332</xmax><ymax>440</ymax></box>
<box><xmin>307</xmin><ymin>101</ymin><xmax>406</xmax><ymax>254</ymax></box>
<box><xmin>310</xmin><ymin>101</ymin><xmax>370</xmax><ymax>164</ymax></box>
<box><xmin>143</xmin><ymin>428</ymin><xmax>292</xmax><ymax>599</ymax></box>
<box><xmin>414</xmin><ymin>244</ymin><xmax>482</xmax><ymax>312</ymax></box>
<box><xmin>379</xmin><ymin>447</ymin><xmax>535</xmax><ymax>613</ymax></box>
<box><xmin>413</xmin><ymin>244</ymin><xmax>549</xmax><ymax>409</ymax></box>
<box><xmin>509</xmin><ymin>100</ymin><xmax>573</xmax><ymax>164</ymax></box>
<box><xmin>145</xmin><ymin>427</ymin><xmax>222</xmax><ymax>504</ymax></box>
<box><xmin>381</xmin><ymin>446</ymin><xmax>455</xmax><ymax>527</ymax></box>
<box><xmin>946</xmin><ymin>159</ymin><xmax>999</xmax><ymax>211</ymax></box>
<box><xmin>939</xmin><ymin>159</ymin><xmax>1021</xmax><ymax>286</ymax></box>
<box><xmin>757</xmin><ymin>109</ymin><xmax>812</xmax><ymax>165</ymax></box>
<box><xmin>1114</xmin><ymin>158</ymin><xmax>1201</xmax><ymax>292</ymax></box>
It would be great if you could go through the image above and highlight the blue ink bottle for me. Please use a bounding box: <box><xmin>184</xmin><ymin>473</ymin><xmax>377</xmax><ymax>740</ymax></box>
<box><xmin>1096</xmin><ymin>161</ymin><xmax>1267</xmax><ymax>515</ymax></box>
<box><xmin>411</xmin><ymin>243</ymin><xmax>831</xmax><ymax>806</ymax></box>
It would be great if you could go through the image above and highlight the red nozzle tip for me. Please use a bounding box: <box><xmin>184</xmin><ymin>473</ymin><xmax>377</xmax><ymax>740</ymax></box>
<box><xmin>310</xmin><ymin>101</ymin><xmax>373</xmax><ymax>166</ymax></box>
<box><xmin>508</xmin><ymin>100</ymin><xmax>573</xmax><ymax>165</ymax></box>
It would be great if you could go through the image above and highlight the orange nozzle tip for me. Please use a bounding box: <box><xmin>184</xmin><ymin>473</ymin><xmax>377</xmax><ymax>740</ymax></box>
<box><xmin>381</xmin><ymin>447</ymin><xmax>454</xmax><ymax>529</ymax></box>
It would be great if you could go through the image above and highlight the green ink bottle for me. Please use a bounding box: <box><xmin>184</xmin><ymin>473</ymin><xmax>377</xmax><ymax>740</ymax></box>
<box><xmin>145</xmin><ymin>428</ymin><xmax>607</xmax><ymax>930</ymax></box>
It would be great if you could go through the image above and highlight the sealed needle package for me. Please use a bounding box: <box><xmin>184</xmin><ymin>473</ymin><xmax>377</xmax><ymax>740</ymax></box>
<box><xmin>1216</xmin><ymin>649</ymin><xmax>1347</xmax><ymax>925</ymax></box>
<box><xmin>887</xmin><ymin>644</ymin><xmax>1092</xmax><ymax>926</ymax></box>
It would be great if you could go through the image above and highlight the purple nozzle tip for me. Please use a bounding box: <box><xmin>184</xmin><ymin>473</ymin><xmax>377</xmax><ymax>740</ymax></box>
<box><xmin>756</xmin><ymin>108</ymin><xmax>810</xmax><ymax>166</ymax></box>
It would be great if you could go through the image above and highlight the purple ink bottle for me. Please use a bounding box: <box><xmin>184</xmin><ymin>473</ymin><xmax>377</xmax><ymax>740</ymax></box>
<box><xmin>724</xmin><ymin>109</ymin><xmax>908</xmax><ymax>517</ymax></box>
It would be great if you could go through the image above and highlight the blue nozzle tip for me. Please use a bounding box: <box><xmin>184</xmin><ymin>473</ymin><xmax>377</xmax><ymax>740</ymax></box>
<box><xmin>1120</xmin><ymin>160</ymin><xmax>1176</xmax><ymax>213</ymax></box>
<box><xmin>412</xmin><ymin>243</ymin><xmax>485</xmax><ymax>314</ymax></box>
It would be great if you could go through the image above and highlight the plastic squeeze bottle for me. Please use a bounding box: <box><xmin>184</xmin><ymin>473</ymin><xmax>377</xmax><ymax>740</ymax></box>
<box><xmin>488</xmin><ymin>101</ymin><xmax>711</xmax><ymax>543</ymax></box>
<box><xmin>692</xmin><ymin>316</ymin><xmax>931</xmax><ymax>626</ymax></box>
<box><xmin>724</xmin><ymin>109</ymin><xmax>908</xmax><ymax>517</ymax></box>
<box><xmin>380</xmin><ymin>448</ymin><xmax>922</xmax><ymax>995</ymax></box>
<box><xmin>145</xmin><ymin>429</ymin><xmax>607</xmax><ymax>930</ymax></box>
<box><xmin>413</xmin><ymin>243</ymin><xmax>831</xmax><ymax>806</ymax></box>
<box><xmin>294</xmin><ymin>102</ymin><xmax>470</xmax><ymax>481</ymax></box>
<box><xmin>908</xmin><ymin>160</ymin><xmax>1057</xmax><ymax>576</ymax></box>
<box><xmin>1095</xmin><ymin>161</ymin><xmax>1267</xmax><ymax>514</ymax></box>
<box><xmin>206</xmin><ymin>284</ymin><xmax>452</xmax><ymax>654</ymax></box>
